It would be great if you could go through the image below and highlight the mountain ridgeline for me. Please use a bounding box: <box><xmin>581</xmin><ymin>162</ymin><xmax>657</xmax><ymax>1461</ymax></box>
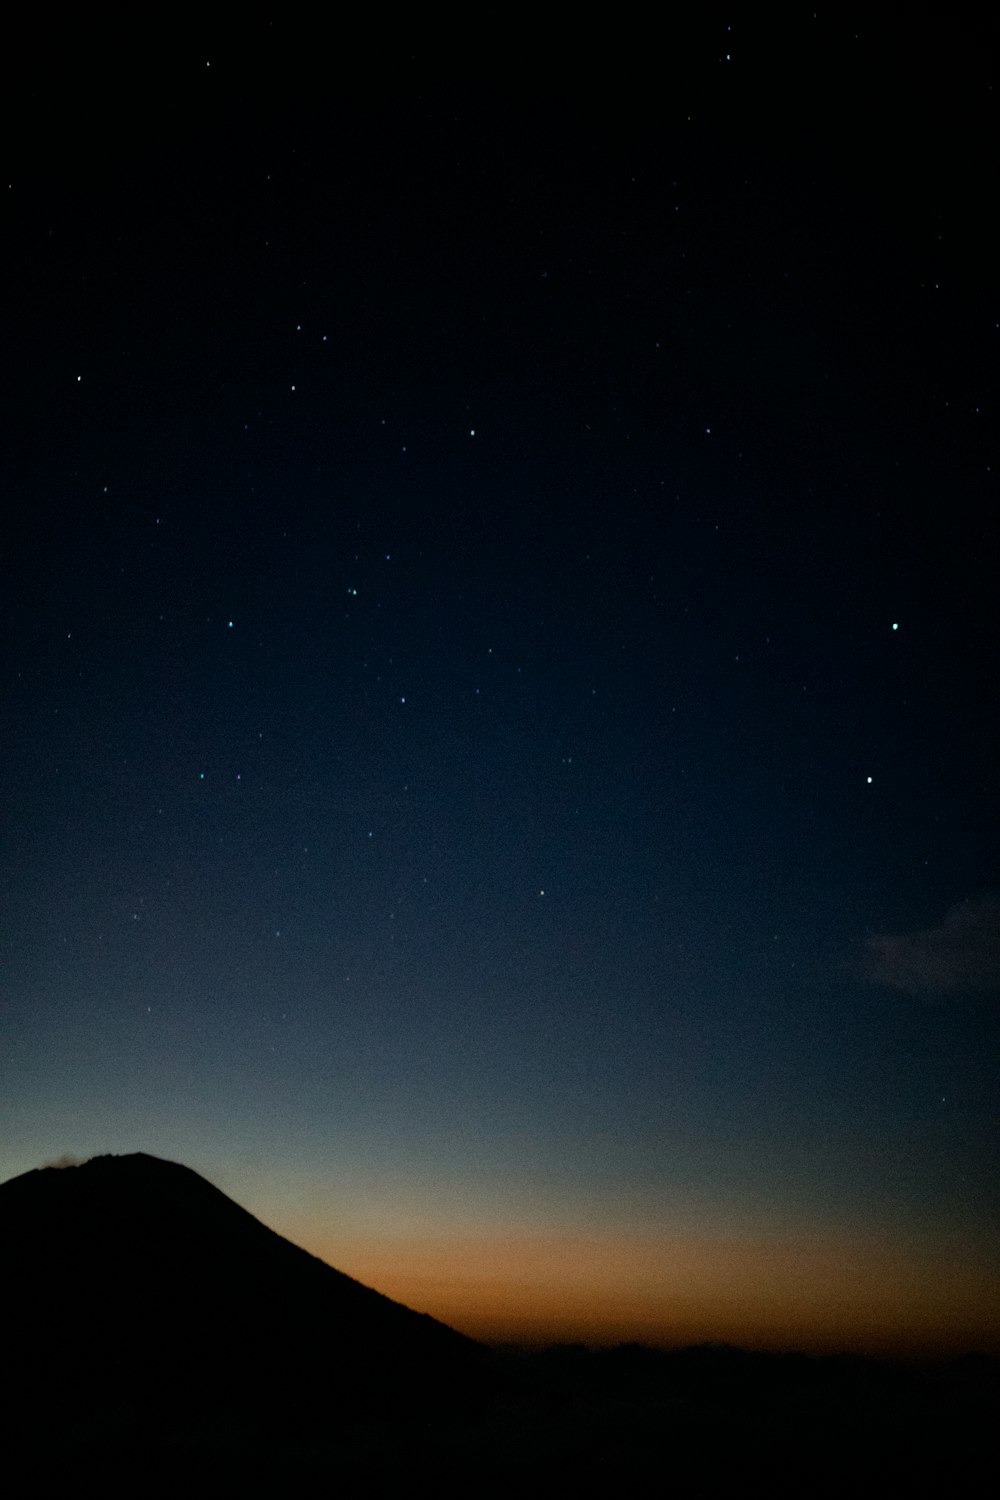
<box><xmin>3</xmin><ymin>1153</ymin><xmax>995</xmax><ymax>1490</ymax></box>
<box><xmin>2</xmin><ymin>1152</ymin><xmax>489</xmax><ymax>1435</ymax></box>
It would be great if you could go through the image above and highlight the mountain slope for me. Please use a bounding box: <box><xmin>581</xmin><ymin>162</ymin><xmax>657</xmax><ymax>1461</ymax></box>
<box><xmin>1</xmin><ymin>1152</ymin><xmax>488</xmax><ymax>1437</ymax></box>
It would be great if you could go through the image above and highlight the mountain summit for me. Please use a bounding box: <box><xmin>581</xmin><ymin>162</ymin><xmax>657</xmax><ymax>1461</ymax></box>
<box><xmin>2</xmin><ymin>1152</ymin><xmax>488</xmax><ymax>1443</ymax></box>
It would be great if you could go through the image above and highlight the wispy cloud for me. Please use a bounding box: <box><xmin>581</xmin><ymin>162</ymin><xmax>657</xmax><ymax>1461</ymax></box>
<box><xmin>865</xmin><ymin>895</ymin><xmax>1000</xmax><ymax>995</ymax></box>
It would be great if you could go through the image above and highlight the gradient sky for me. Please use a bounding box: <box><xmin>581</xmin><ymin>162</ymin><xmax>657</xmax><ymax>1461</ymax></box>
<box><xmin>3</xmin><ymin>11</ymin><xmax>997</xmax><ymax>1356</ymax></box>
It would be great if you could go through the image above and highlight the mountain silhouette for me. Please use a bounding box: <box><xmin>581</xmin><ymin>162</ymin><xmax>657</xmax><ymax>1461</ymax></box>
<box><xmin>1</xmin><ymin>1152</ymin><xmax>491</xmax><ymax>1455</ymax></box>
<box><xmin>5</xmin><ymin>1154</ymin><xmax>994</xmax><ymax>1491</ymax></box>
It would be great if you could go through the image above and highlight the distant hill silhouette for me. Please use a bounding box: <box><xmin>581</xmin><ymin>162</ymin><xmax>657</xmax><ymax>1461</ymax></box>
<box><xmin>1</xmin><ymin>1152</ymin><xmax>490</xmax><ymax>1452</ymax></box>
<box><xmin>4</xmin><ymin>1154</ymin><xmax>995</xmax><ymax>1491</ymax></box>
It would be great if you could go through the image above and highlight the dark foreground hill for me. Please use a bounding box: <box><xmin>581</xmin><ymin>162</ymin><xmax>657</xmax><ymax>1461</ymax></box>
<box><xmin>3</xmin><ymin>1154</ymin><xmax>996</xmax><ymax>1493</ymax></box>
<box><xmin>1</xmin><ymin>1153</ymin><xmax>492</xmax><ymax>1469</ymax></box>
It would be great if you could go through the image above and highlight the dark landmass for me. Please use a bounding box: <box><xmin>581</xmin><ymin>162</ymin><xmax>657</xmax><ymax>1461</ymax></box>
<box><xmin>3</xmin><ymin>1155</ymin><xmax>995</xmax><ymax>1493</ymax></box>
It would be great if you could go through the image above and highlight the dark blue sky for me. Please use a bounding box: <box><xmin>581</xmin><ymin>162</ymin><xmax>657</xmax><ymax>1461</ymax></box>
<box><xmin>3</xmin><ymin>10</ymin><xmax>997</xmax><ymax>1352</ymax></box>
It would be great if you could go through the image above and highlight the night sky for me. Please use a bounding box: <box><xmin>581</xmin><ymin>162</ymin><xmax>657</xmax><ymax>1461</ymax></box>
<box><xmin>4</xmin><ymin>11</ymin><xmax>998</xmax><ymax>1356</ymax></box>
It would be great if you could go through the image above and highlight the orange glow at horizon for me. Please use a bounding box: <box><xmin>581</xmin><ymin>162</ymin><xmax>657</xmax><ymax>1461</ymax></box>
<box><xmin>295</xmin><ymin>1222</ymin><xmax>999</xmax><ymax>1358</ymax></box>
